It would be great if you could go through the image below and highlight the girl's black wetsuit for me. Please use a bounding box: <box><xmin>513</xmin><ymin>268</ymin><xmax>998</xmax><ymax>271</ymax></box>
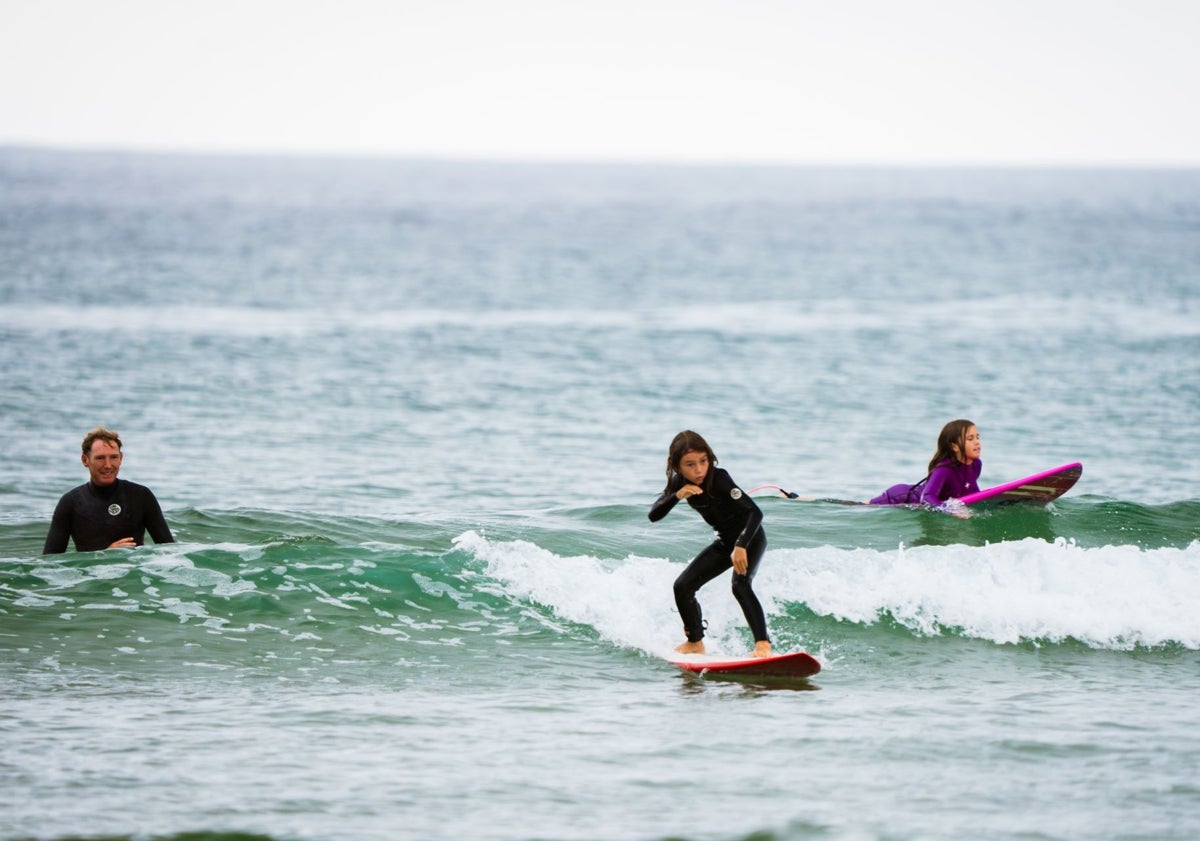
<box><xmin>648</xmin><ymin>467</ymin><xmax>769</xmax><ymax>644</ymax></box>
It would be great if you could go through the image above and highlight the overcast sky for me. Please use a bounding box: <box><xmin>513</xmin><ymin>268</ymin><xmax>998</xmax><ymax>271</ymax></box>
<box><xmin>2</xmin><ymin>0</ymin><xmax>1198</xmax><ymax>165</ymax></box>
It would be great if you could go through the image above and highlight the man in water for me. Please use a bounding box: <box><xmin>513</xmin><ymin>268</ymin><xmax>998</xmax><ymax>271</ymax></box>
<box><xmin>43</xmin><ymin>426</ymin><xmax>174</xmax><ymax>554</ymax></box>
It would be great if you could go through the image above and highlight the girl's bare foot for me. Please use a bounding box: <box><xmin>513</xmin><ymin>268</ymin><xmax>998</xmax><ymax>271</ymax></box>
<box><xmin>674</xmin><ymin>640</ymin><xmax>706</xmax><ymax>655</ymax></box>
<box><xmin>752</xmin><ymin>641</ymin><xmax>772</xmax><ymax>658</ymax></box>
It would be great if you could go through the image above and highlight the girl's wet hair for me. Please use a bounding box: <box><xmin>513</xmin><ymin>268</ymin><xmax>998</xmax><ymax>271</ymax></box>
<box><xmin>665</xmin><ymin>430</ymin><xmax>718</xmax><ymax>489</ymax></box>
<box><xmin>928</xmin><ymin>419</ymin><xmax>976</xmax><ymax>472</ymax></box>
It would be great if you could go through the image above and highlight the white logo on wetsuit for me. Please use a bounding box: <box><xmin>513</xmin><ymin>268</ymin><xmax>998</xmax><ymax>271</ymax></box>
<box><xmin>108</xmin><ymin>504</ymin><xmax>122</xmax><ymax>516</ymax></box>
<box><xmin>730</xmin><ymin>488</ymin><xmax>743</xmax><ymax>500</ymax></box>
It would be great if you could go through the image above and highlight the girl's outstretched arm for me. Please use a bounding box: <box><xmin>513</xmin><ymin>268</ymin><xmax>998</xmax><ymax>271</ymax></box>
<box><xmin>648</xmin><ymin>475</ymin><xmax>685</xmax><ymax>522</ymax></box>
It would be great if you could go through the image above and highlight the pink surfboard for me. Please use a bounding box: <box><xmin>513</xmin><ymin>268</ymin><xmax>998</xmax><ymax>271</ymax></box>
<box><xmin>959</xmin><ymin>462</ymin><xmax>1082</xmax><ymax>506</ymax></box>
<box><xmin>668</xmin><ymin>650</ymin><xmax>821</xmax><ymax>678</ymax></box>
<box><xmin>750</xmin><ymin>462</ymin><xmax>1082</xmax><ymax>508</ymax></box>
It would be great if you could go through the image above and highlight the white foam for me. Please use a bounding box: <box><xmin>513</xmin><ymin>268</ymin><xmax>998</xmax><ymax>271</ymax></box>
<box><xmin>457</xmin><ymin>530</ymin><xmax>1200</xmax><ymax>652</ymax></box>
<box><xmin>763</xmin><ymin>538</ymin><xmax>1200</xmax><ymax>650</ymax></box>
<box><xmin>456</xmin><ymin>530</ymin><xmax>793</xmax><ymax>658</ymax></box>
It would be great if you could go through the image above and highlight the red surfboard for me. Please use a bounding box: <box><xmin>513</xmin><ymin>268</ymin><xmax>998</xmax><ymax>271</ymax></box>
<box><xmin>668</xmin><ymin>650</ymin><xmax>821</xmax><ymax>678</ymax></box>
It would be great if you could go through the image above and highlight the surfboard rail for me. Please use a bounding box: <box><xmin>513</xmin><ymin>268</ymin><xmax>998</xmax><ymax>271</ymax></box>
<box><xmin>668</xmin><ymin>650</ymin><xmax>821</xmax><ymax>678</ymax></box>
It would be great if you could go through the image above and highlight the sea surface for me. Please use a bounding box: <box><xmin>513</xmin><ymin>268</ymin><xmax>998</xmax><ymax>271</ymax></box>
<box><xmin>1</xmin><ymin>147</ymin><xmax>1198</xmax><ymax>841</ymax></box>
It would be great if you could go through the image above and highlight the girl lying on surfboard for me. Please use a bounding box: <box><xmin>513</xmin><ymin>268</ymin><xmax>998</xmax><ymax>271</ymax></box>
<box><xmin>869</xmin><ymin>419</ymin><xmax>982</xmax><ymax>508</ymax></box>
<box><xmin>648</xmin><ymin>430</ymin><xmax>772</xmax><ymax>659</ymax></box>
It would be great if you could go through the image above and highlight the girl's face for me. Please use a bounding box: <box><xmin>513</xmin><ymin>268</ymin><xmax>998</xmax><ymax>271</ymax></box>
<box><xmin>677</xmin><ymin>450</ymin><xmax>710</xmax><ymax>486</ymax></box>
<box><xmin>955</xmin><ymin>425</ymin><xmax>981</xmax><ymax>464</ymax></box>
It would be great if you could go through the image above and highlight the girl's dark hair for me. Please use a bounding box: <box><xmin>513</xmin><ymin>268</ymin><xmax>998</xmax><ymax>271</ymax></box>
<box><xmin>665</xmin><ymin>430</ymin><xmax>718</xmax><ymax>490</ymax></box>
<box><xmin>928</xmin><ymin>419</ymin><xmax>976</xmax><ymax>472</ymax></box>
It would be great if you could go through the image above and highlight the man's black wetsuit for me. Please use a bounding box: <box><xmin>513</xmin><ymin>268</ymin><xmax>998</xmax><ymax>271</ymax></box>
<box><xmin>43</xmin><ymin>479</ymin><xmax>174</xmax><ymax>554</ymax></box>
<box><xmin>648</xmin><ymin>467</ymin><xmax>769</xmax><ymax>644</ymax></box>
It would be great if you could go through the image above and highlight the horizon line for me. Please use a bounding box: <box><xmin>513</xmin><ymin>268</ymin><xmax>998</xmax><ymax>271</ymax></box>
<box><xmin>4</xmin><ymin>140</ymin><xmax>1199</xmax><ymax>172</ymax></box>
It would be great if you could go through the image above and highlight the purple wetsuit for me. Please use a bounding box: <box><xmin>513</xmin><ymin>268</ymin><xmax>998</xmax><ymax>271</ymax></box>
<box><xmin>921</xmin><ymin>459</ymin><xmax>982</xmax><ymax>505</ymax></box>
<box><xmin>869</xmin><ymin>459</ymin><xmax>982</xmax><ymax>507</ymax></box>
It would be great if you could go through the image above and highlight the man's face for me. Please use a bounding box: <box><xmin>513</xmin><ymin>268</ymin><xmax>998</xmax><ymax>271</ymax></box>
<box><xmin>82</xmin><ymin>439</ymin><xmax>123</xmax><ymax>486</ymax></box>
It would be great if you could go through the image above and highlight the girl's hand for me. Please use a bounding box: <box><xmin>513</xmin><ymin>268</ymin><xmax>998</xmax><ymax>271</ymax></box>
<box><xmin>730</xmin><ymin>546</ymin><xmax>748</xmax><ymax>575</ymax></box>
<box><xmin>107</xmin><ymin>537</ymin><xmax>137</xmax><ymax>549</ymax></box>
<box><xmin>941</xmin><ymin>499</ymin><xmax>971</xmax><ymax>519</ymax></box>
<box><xmin>676</xmin><ymin>484</ymin><xmax>704</xmax><ymax>500</ymax></box>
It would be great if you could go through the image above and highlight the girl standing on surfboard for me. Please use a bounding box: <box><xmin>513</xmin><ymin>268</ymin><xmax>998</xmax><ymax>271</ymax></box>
<box><xmin>869</xmin><ymin>419</ymin><xmax>982</xmax><ymax>507</ymax></box>
<box><xmin>648</xmin><ymin>430</ymin><xmax>771</xmax><ymax>658</ymax></box>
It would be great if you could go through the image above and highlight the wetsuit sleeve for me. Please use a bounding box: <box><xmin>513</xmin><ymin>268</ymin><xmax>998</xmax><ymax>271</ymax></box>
<box><xmin>732</xmin><ymin>488</ymin><xmax>763</xmax><ymax>549</ymax></box>
<box><xmin>43</xmin><ymin>493</ymin><xmax>73</xmax><ymax>555</ymax></box>
<box><xmin>920</xmin><ymin>466</ymin><xmax>954</xmax><ymax>506</ymax></box>
<box><xmin>142</xmin><ymin>489</ymin><xmax>174</xmax><ymax>545</ymax></box>
<box><xmin>648</xmin><ymin>476</ymin><xmax>684</xmax><ymax>522</ymax></box>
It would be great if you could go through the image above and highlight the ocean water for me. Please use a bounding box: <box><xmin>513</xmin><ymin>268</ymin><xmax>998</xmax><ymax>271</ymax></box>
<box><xmin>1</xmin><ymin>147</ymin><xmax>1198</xmax><ymax>841</ymax></box>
